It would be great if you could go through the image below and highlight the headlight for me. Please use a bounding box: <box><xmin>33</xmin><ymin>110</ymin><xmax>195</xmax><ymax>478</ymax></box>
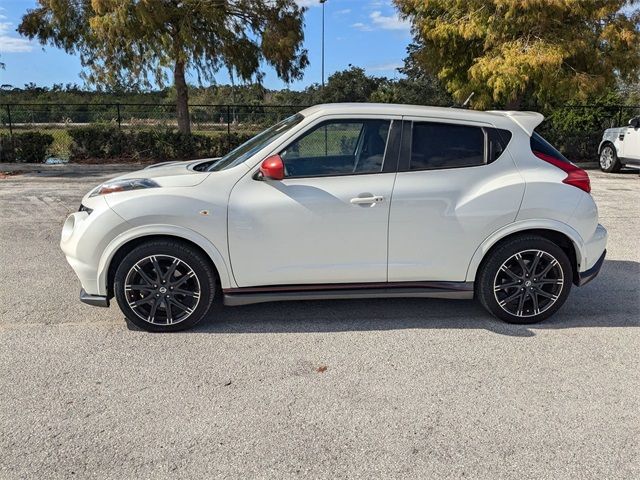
<box><xmin>89</xmin><ymin>178</ymin><xmax>159</xmax><ymax>197</ymax></box>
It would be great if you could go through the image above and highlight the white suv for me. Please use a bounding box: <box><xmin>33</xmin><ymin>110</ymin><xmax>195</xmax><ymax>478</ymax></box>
<box><xmin>61</xmin><ymin>104</ymin><xmax>607</xmax><ymax>332</ymax></box>
<box><xmin>599</xmin><ymin>116</ymin><xmax>640</xmax><ymax>172</ymax></box>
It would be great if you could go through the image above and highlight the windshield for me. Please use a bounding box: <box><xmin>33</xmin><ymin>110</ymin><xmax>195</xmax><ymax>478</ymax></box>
<box><xmin>207</xmin><ymin>113</ymin><xmax>304</xmax><ymax>171</ymax></box>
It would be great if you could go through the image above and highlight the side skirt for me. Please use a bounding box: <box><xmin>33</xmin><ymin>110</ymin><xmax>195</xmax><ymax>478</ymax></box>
<box><xmin>223</xmin><ymin>281</ymin><xmax>474</xmax><ymax>306</ymax></box>
<box><xmin>619</xmin><ymin>157</ymin><xmax>640</xmax><ymax>170</ymax></box>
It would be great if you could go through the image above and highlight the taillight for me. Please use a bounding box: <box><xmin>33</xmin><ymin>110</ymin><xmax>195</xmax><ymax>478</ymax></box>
<box><xmin>533</xmin><ymin>151</ymin><xmax>591</xmax><ymax>193</ymax></box>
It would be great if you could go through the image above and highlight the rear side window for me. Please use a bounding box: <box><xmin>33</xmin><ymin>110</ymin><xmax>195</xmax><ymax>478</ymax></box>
<box><xmin>410</xmin><ymin>122</ymin><xmax>484</xmax><ymax>170</ymax></box>
<box><xmin>408</xmin><ymin>122</ymin><xmax>512</xmax><ymax>170</ymax></box>
<box><xmin>488</xmin><ymin>128</ymin><xmax>512</xmax><ymax>163</ymax></box>
<box><xmin>530</xmin><ymin>132</ymin><xmax>570</xmax><ymax>163</ymax></box>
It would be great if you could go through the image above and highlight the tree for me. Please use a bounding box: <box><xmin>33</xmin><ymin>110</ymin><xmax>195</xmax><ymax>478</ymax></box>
<box><xmin>371</xmin><ymin>47</ymin><xmax>452</xmax><ymax>106</ymax></box>
<box><xmin>394</xmin><ymin>0</ymin><xmax>640</xmax><ymax>109</ymax></box>
<box><xmin>310</xmin><ymin>66</ymin><xmax>383</xmax><ymax>104</ymax></box>
<box><xmin>19</xmin><ymin>0</ymin><xmax>308</xmax><ymax>134</ymax></box>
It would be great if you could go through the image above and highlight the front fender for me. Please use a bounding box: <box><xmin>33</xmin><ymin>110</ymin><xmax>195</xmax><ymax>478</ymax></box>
<box><xmin>465</xmin><ymin>219</ymin><xmax>586</xmax><ymax>283</ymax></box>
<box><xmin>96</xmin><ymin>224</ymin><xmax>234</xmax><ymax>296</ymax></box>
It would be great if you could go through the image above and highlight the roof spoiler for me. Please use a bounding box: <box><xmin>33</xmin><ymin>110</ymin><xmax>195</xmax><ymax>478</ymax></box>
<box><xmin>488</xmin><ymin>111</ymin><xmax>544</xmax><ymax>136</ymax></box>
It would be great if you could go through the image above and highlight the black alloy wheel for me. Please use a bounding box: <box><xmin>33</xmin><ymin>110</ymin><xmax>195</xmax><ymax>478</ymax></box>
<box><xmin>477</xmin><ymin>236</ymin><xmax>573</xmax><ymax>324</ymax></box>
<box><xmin>114</xmin><ymin>240</ymin><xmax>216</xmax><ymax>332</ymax></box>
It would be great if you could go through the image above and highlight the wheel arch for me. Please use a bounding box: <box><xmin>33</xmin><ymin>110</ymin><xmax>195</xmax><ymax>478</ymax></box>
<box><xmin>466</xmin><ymin>221</ymin><xmax>584</xmax><ymax>286</ymax></box>
<box><xmin>97</xmin><ymin>225</ymin><xmax>233</xmax><ymax>297</ymax></box>
<box><xmin>598</xmin><ymin>140</ymin><xmax>615</xmax><ymax>155</ymax></box>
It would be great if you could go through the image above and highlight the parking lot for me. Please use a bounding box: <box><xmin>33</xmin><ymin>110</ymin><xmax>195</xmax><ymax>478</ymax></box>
<box><xmin>0</xmin><ymin>164</ymin><xmax>638</xmax><ymax>479</ymax></box>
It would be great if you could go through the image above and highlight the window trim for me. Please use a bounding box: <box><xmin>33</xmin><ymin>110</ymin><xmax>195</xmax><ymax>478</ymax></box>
<box><xmin>276</xmin><ymin>118</ymin><xmax>402</xmax><ymax>179</ymax></box>
<box><xmin>398</xmin><ymin>120</ymin><xmax>507</xmax><ymax>172</ymax></box>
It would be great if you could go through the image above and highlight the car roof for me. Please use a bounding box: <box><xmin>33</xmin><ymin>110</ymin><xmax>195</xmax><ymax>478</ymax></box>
<box><xmin>299</xmin><ymin>103</ymin><xmax>544</xmax><ymax>135</ymax></box>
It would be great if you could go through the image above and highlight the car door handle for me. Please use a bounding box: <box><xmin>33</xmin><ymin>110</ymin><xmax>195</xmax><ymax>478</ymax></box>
<box><xmin>350</xmin><ymin>195</ymin><xmax>384</xmax><ymax>205</ymax></box>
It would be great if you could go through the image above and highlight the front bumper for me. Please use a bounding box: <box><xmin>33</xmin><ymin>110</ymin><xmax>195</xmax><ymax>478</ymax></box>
<box><xmin>60</xmin><ymin>197</ymin><xmax>129</xmax><ymax>297</ymax></box>
<box><xmin>577</xmin><ymin>250</ymin><xmax>606</xmax><ymax>286</ymax></box>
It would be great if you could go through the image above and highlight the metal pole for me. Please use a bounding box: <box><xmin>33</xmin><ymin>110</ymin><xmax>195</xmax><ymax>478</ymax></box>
<box><xmin>321</xmin><ymin>0</ymin><xmax>326</xmax><ymax>88</ymax></box>
<box><xmin>227</xmin><ymin>105</ymin><xmax>231</xmax><ymax>151</ymax></box>
<box><xmin>6</xmin><ymin>104</ymin><xmax>13</xmax><ymax>138</ymax></box>
<box><xmin>618</xmin><ymin>106</ymin><xmax>623</xmax><ymax>127</ymax></box>
<box><xmin>5</xmin><ymin>104</ymin><xmax>14</xmax><ymax>161</ymax></box>
<box><xmin>116</xmin><ymin>103</ymin><xmax>122</xmax><ymax>130</ymax></box>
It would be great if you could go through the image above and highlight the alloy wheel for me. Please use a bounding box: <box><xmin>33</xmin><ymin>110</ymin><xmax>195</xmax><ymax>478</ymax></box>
<box><xmin>124</xmin><ymin>254</ymin><xmax>201</xmax><ymax>325</ymax></box>
<box><xmin>600</xmin><ymin>146</ymin><xmax>614</xmax><ymax>170</ymax></box>
<box><xmin>493</xmin><ymin>249</ymin><xmax>564</xmax><ymax>318</ymax></box>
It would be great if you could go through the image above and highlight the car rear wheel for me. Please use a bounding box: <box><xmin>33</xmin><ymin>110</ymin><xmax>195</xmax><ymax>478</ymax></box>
<box><xmin>599</xmin><ymin>144</ymin><xmax>621</xmax><ymax>173</ymax></box>
<box><xmin>476</xmin><ymin>236</ymin><xmax>572</xmax><ymax>324</ymax></box>
<box><xmin>114</xmin><ymin>239</ymin><xmax>216</xmax><ymax>332</ymax></box>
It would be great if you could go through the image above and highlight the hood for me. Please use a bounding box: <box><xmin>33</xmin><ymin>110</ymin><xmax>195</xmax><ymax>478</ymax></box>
<box><xmin>110</xmin><ymin>158</ymin><xmax>218</xmax><ymax>187</ymax></box>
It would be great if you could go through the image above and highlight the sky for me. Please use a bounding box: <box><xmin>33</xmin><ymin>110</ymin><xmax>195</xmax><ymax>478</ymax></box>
<box><xmin>0</xmin><ymin>0</ymin><xmax>412</xmax><ymax>91</ymax></box>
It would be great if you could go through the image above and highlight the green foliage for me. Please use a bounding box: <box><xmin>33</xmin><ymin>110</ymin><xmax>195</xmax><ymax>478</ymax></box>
<box><xmin>67</xmin><ymin>126</ymin><xmax>254</xmax><ymax>162</ymax></box>
<box><xmin>0</xmin><ymin>131</ymin><xmax>54</xmax><ymax>163</ymax></box>
<box><xmin>538</xmin><ymin>92</ymin><xmax>631</xmax><ymax>161</ymax></box>
<box><xmin>0</xmin><ymin>64</ymin><xmax>454</xmax><ymax>111</ymax></box>
<box><xmin>67</xmin><ymin>126</ymin><xmax>126</xmax><ymax>159</ymax></box>
<box><xmin>315</xmin><ymin>67</ymin><xmax>383</xmax><ymax>103</ymax></box>
<box><xmin>395</xmin><ymin>0</ymin><xmax>640</xmax><ymax>109</ymax></box>
<box><xmin>370</xmin><ymin>76</ymin><xmax>452</xmax><ymax>107</ymax></box>
<box><xmin>0</xmin><ymin>135</ymin><xmax>12</xmax><ymax>162</ymax></box>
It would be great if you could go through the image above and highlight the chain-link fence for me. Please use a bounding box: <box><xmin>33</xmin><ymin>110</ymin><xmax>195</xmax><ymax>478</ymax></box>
<box><xmin>0</xmin><ymin>103</ymin><xmax>304</xmax><ymax>163</ymax></box>
<box><xmin>1</xmin><ymin>102</ymin><xmax>638</xmax><ymax>163</ymax></box>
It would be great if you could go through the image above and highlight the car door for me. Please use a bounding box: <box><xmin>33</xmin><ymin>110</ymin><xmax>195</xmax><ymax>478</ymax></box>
<box><xmin>388</xmin><ymin>118</ymin><xmax>525</xmax><ymax>283</ymax></box>
<box><xmin>228</xmin><ymin>116</ymin><xmax>401</xmax><ymax>287</ymax></box>
<box><xmin>623</xmin><ymin>117</ymin><xmax>640</xmax><ymax>160</ymax></box>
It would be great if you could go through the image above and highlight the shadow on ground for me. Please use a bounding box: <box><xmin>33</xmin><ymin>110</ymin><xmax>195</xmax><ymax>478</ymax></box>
<box><xmin>135</xmin><ymin>259</ymin><xmax>639</xmax><ymax>338</ymax></box>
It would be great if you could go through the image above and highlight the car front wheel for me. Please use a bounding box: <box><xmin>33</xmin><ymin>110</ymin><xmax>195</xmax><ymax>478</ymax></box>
<box><xmin>599</xmin><ymin>144</ymin><xmax>621</xmax><ymax>173</ymax></box>
<box><xmin>476</xmin><ymin>236</ymin><xmax>573</xmax><ymax>324</ymax></box>
<box><xmin>114</xmin><ymin>239</ymin><xmax>216</xmax><ymax>332</ymax></box>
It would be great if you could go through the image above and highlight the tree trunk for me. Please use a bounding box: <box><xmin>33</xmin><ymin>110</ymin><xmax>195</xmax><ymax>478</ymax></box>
<box><xmin>174</xmin><ymin>59</ymin><xmax>191</xmax><ymax>135</ymax></box>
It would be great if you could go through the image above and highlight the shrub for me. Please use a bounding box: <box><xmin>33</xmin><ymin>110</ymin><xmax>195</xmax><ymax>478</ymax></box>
<box><xmin>67</xmin><ymin>126</ymin><xmax>255</xmax><ymax>162</ymax></box>
<box><xmin>0</xmin><ymin>131</ymin><xmax>54</xmax><ymax>163</ymax></box>
<box><xmin>0</xmin><ymin>134</ymin><xmax>12</xmax><ymax>162</ymax></box>
<box><xmin>68</xmin><ymin>125</ymin><xmax>126</xmax><ymax>159</ymax></box>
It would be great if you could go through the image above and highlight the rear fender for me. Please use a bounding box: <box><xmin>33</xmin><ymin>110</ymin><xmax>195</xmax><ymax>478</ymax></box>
<box><xmin>466</xmin><ymin>219</ymin><xmax>585</xmax><ymax>282</ymax></box>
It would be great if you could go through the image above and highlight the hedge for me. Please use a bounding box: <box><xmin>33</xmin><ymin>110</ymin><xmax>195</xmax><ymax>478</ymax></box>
<box><xmin>537</xmin><ymin>106</ymin><xmax>625</xmax><ymax>162</ymax></box>
<box><xmin>0</xmin><ymin>131</ymin><xmax>54</xmax><ymax>163</ymax></box>
<box><xmin>67</xmin><ymin>126</ymin><xmax>255</xmax><ymax>162</ymax></box>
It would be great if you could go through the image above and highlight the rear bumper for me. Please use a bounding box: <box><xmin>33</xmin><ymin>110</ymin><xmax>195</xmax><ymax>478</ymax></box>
<box><xmin>577</xmin><ymin>250</ymin><xmax>606</xmax><ymax>286</ymax></box>
<box><xmin>80</xmin><ymin>289</ymin><xmax>110</xmax><ymax>307</ymax></box>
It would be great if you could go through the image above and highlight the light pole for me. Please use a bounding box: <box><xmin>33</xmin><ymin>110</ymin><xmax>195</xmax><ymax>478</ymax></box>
<box><xmin>320</xmin><ymin>0</ymin><xmax>327</xmax><ymax>88</ymax></box>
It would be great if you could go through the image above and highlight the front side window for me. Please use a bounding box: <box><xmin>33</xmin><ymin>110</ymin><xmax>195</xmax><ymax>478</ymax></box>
<box><xmin>410</xmin><ymin>122</ymin><xmax>485</xmax><ymax>170</ymax></box>
<box><xmin>280</xmin><ymin>119</ymin><xmax>391</xmax><ymax>177</ymax></box>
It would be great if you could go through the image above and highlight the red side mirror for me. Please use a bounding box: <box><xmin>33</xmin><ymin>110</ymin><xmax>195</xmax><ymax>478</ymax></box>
<box><xmin>259</xmin><ymin>154</ymin><xmax>285</xmax><ymax>180</ymax></box>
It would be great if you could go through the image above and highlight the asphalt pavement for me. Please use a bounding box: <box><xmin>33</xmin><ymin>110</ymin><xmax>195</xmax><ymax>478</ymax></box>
<box><xmin>0</xmin><ymin>164</ymin><xmax>638</xmax><ymax>479</ymax></box>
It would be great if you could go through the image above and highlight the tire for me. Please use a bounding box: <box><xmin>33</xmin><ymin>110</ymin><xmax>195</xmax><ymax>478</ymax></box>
<box><xmin>476</xmin><ymin>235</ymin><xmax>573</xmax><ymax>324</ymax></box>
<box><xmin>599</xmin><ymin>143</ymin><xmax>621</xmax><ymax>173</ymax></box>
<box><xmin>114</xmin><ymin>239</ymin><xmax>216</xmax><ymax>332</ymax></box>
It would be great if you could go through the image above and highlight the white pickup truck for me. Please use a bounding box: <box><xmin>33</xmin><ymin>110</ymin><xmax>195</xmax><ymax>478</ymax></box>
<box><xmin>598</xmin><ymin>116</ymin><xmax>640</xmax><ymax>172</ymax></box>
